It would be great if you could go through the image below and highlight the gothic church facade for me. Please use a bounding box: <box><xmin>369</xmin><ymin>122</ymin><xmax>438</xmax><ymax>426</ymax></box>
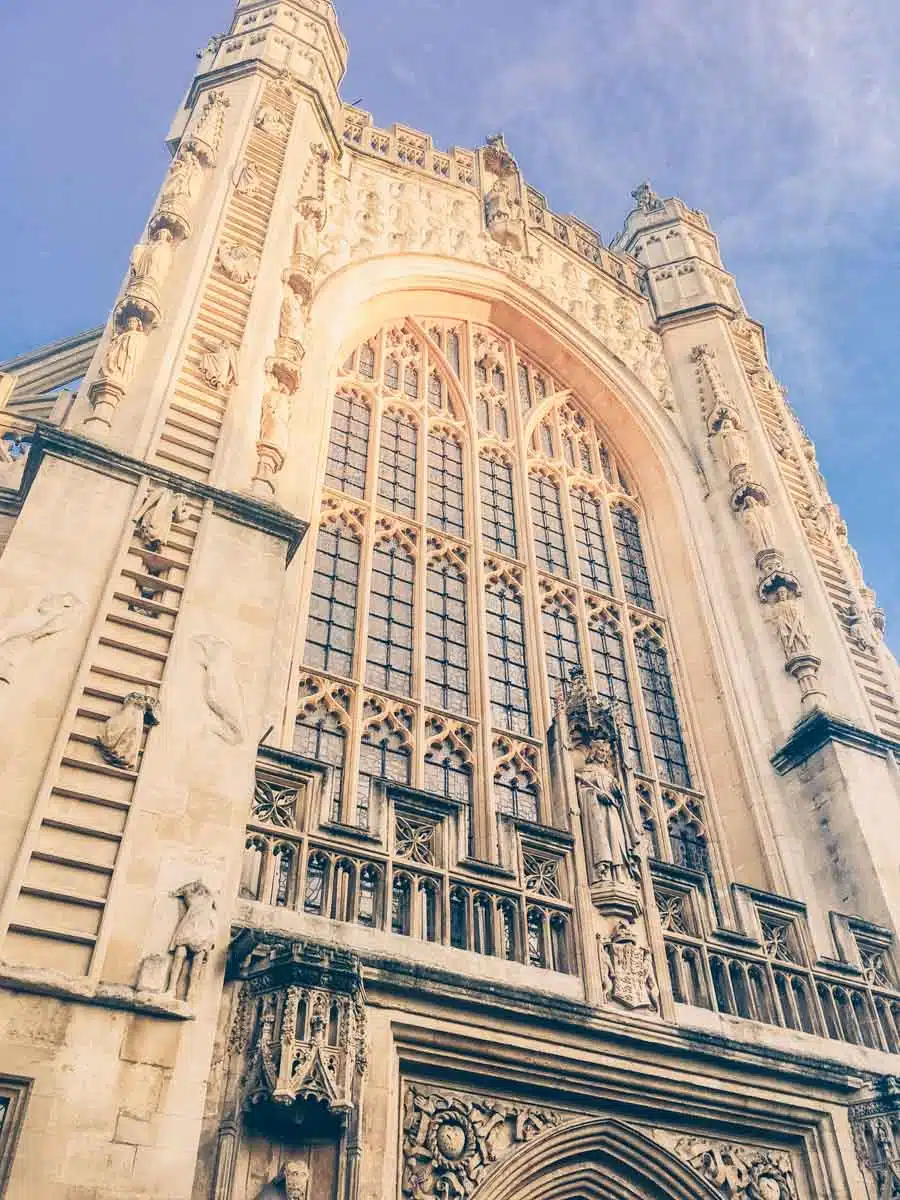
<box><xmin>0</xmin><ymin>1</ymin><xmax>899</xmax><ymax>1197</ymax></box>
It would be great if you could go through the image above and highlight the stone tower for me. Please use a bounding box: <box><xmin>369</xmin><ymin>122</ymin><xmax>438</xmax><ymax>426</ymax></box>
<box><xmin>0</xmin><ymin>3</ymin><xmax>898</xmax><ymax>1198</ymax></box>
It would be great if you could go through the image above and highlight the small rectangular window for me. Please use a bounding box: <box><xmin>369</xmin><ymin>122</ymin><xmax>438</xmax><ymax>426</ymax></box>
<box><xmin>0</xmin><ymin>1077</ymin><xmax>30</xmax><ymax>1196</ymax></box>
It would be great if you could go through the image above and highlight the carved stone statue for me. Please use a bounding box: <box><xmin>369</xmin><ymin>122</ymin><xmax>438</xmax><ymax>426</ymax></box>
<box><xmin>714</xmin><ymin>408</ymin><xmax>750</xmax><ymax>474</ymax></box>
<box><xmin>770</xmin><ymin>585</ymin><xmax>812</xmax><ymax>661</ymax></box>
<box><xmin>0</xmin><ymin>592</ymin><xmax>82</xmax><ymax>685</ymax></box>
<box><xmin>579</xmin><ymin>743</ymin><xmax>642</xmax><ymax>886</ymax></box>
<box><xmin>134</xmin><ymin>485</ymin><xmax>190</xmax><ymax>551</ymax></box>
<box><xmin>194</xmin><ymin>634</ymin><xmax>244</xmax><ymax>745</ymax></box>
<box><xmin>485</xmin><ymin>176</ymin><xmax>525</xmax><ymax>252</ymax></box>
<box><xmin>128</xmin><ymin>228</ymin><xmax>174</xmax><ymax>302</ymax></box>
<box><xmin>739</xmin><ymin>493</ymin><xmax>777</xmax><ymax>556</ymax></box>
<box><xmin>259</xmin><ymin>374</ymin><xmax>293</xmax><ymax>457</ymax></box>
<box><xmin>279</xmin><ymin>287</ymin><xmax>307</xmax><ymax>344</ymax></box>
<box><xmin>166</xmin><ymin>880</ymin><xmax>217</xmax><ymax>1002</ymax></box>
<box><xmin>216</xmin><ymin>241</ymin><xmax>260</xmax><ymax>287</ymax></box>
<box><xmin>98</xmin><ymin>317</ymin><xmax>146</xmax><ymax>391</ymax></box>
<box><xmin>186</xmin><ymin>89</ymin><xmax>229</xmax><ymax>165</ymax></box>
<box><xmin>96</xmin><ymin>693</ymin><xmax>160</xmax><ymax>770</ymax></box>
<box><xmin>280</xmin><ymin>1161</ymin><xmax>310</xmax><ymax>1200</ymax></box>
<box><xmin>161</xmin><ymin>150</ymin><xmax>202</xmax><ymax>207</ymax></box>
<box><xmin>255</xmin><ymin>103</ymin><xmax>285</xmax><ymax>135</ymax></box>
<box><xmin>199</xmin><ymin>338</ymin><xmax>239</xmax><ymax>392</ymax></box>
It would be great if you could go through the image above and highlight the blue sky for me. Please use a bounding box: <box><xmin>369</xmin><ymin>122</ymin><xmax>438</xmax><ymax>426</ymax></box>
<box><xmin>2</xmin><ymin>0</ymin><xmax>898</xmax><ymax>641</ymax></box>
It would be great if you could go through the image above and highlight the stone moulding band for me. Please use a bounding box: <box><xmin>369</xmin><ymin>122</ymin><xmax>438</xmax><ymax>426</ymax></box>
<box><xmin>21</xmin><ymin>423</ymin><xmax>308</xmax><ymax>562</ymax></box>
<box><xmin>771</xmin><ymin>707</ymin><xmax>900</xmax><ymax>774</ymax></box>
<box><xmin>0</xmin><ymin>960</ymin><xmax>194</xmax><ymax>1020</ymax></box>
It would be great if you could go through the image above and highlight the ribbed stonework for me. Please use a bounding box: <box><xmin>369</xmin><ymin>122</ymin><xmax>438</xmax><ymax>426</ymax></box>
<box><xmin>0</xmin><ymin>5</ymin><xmax>897</xmax><ymax>1199</ymax></box>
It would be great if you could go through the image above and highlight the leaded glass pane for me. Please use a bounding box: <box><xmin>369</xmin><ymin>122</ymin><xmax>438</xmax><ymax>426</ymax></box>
<box><xmin>424</xmin><ymin>743</ymin><xmax>472</xmax><ymax>804</ymax></box>
<box><xmin>480</xmin><ymin>456</ymin><xmax>517</xmax><ymax>558</ymax></box>
<box><xmin>428</xmin><ymin>373</ymin><xmax>443</xmax><ymax>409</ymax></box>
<box><xmin>611</xmin><ymin>504</ymin><xmax>654</xmax><ymax>610</ymax></box>
<box><xmin>294</xmin><ymin>703</ymin><xmax>347</xmax><ymax>817</ymax></box>
<box><xmin>304</xmin><ymin>528</ymin><xmax>360</xmax><ymax>678</ymax></box>
<box><xmin>404</xmin><ymin>364</ymin><xmax>419</xmax><ymax>398</ymax></box>
<box><xmin>572</xmin><ymin>489</ymin><xmax>613</xmax><ymax>595</ymax></box>
<box><xmin>494</xmin><ymin>762</ymin><xmax>538</xmax><ymax>822</ymax></box>
<box><xmin>589</xmin><ymin>623</ymin><xmax>642</xmax><ymax>769</ymax></box>
<box><xmin>427</xmin><ymin>433</ymin><xmax>464</xmax><ymax>536</ymax></box>
<box><xmin>385</xmin><ymin>357</ymin><xmax>399</xmax><ymax>390</ymax></box>
<box><xmin>425</xmin><ymin>565</ymin><xmax>469</xmax><ymax>714</ymax></box>
<box><xmin>542</xmin><ymin>602</ymin><xmax>581</xmax><ymax>702</ymax></box>
<box><xmin>358</xmin><ymin>723</ymin><xmax>411</xmax><ymax>829</ymax></box>
<box><xmin>358</xmin><ymin>343</ymin><xmax>375</xmax><ymax>378</ymax></box>
<box><xmin>486</xmin><ymin>584</ymin><xmax>531</xmax><ymax>734</ymax></box>
<box><xmin>635</xmin><ymin>632</ymin><xmax>690</xmax><ymax>787</ymax></box>
<box><xmin>530</xmin><ymin>474</ymin><xmax>569</xmax><ymax>576</ymax></box>
<box><xmin>377</xmin><ymin>412</ymin><xmax>417</xmax><ymax>516</ymax></box>
<box><xmin>325</xmin><ymin>394</ymin><xmax>369</xmax><ymax>497</ymax></box>
<box><xmin>366</xmin><ymin>542</ymin><xmax>415</xmax><ymax>695</ymax></box>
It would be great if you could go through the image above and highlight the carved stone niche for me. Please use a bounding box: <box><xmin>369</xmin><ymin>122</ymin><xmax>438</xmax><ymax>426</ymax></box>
<box><xmin>229</xmin><ymin>934</ymin><xmax>367</xmax><ymax>1131</ymax></box>
<box><xmin>564</xmin><ymin>668</ymin><xmax>644</xmax><ymax>920</ymax></box>
<box><xmin>850</xmin><ymin>1075</ymin><xmax>900</xmax><ymax>1200</ymax></box>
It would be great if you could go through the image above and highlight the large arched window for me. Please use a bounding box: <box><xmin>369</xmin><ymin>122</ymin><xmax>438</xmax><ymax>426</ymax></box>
<box><xmin>299</xmin><ymin>318</ymin><xmax>705</xmax><ymax>890</ymax></box>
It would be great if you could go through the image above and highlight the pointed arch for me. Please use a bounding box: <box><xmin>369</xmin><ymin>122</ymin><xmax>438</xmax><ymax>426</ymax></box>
<box><xmin>471</xmin><ymin>1117</ymin><xmax>722</xmax><ymax>1200</ymax></box>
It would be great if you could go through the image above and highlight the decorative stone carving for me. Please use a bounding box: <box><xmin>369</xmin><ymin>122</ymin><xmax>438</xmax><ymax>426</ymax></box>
<box><xmin>287</xmin><ymin>144</ymin><xmax>330</xmax><ymax>302</ymax></box>
<box><xmin>767</xmin><ymin>584</ymin><xmax>812</xmax><ymax>659</ymax></box>
<box><xmin>280</xmin><ymin>1161</ymin><xmax>309</xmax><ymax>1200</ymax></box>
<box><xmin>194</xmin><ymin>634</ymin><xmax>245</xmax><ymax>745</ymax></box>
<box><xmin>666</xmin><ymin>1136</ymin><xmax>797</xmax><ymax>1199</ymax></box>
<box><xmin>86</xmin><ymin>317</ymin><xmax>147</xmax><ymax>431</ymax></box>
<box><xmin>565</xmin><ymin>668</ymin><xmax>643</xmax><ymax>917</ymax></box>
<box><xmin>134</xmin><ymin>485</ymin><xmax>190</xmax><ymax>550</ymax></box>
<box><xmin>153</xmin><ymin>148</ymin><xmax>203</xmax><ymax>239</ymax></box>
<box><xmin>199</xmin><ymin>337</ymin><xmax>240</xmax><ymax>392</ymax></box>
<box><xmin>484</xmin><ymin>176</ymin><xmax>525</xmax><ymax>253</ymax></box>
<box><xmin>234</xmin><ymin>159</ymin><xmax>262</xmax><ymax>199</ymax></box>
<box><xmin>251</xmin><ymin>371</ymin><xmax>294</xmax><ymax>499</ymax></box>
<box><xmin>240</xmin><ymin>940</ymin><xmax>367</xmax><ymax>1125</ymax></box>
<box><xmin>279</xmin><ymin>286</ymin><xmax>307</xmax><ymax>344</ymax></box>
<box><xmin>185</xmin><ymin>88</ymin><xmax>229</xmax><ymax>166</ymax></box>
<box><xmin>165</xmin><ymin>880</ymin><xmax>217</xmax><ymax>1002</ymax></box>
<box><xmin>254</xmin><ymin>103</ymin><xmax>285</xmax><ymax>135</ymax></box>
<box><xmin>0</xmin><ymin>592</ymin><xmax>82</xmax><ymax>686</ymax></box>
<box><xmin>632</xmin><ymin>180</ymin><xmax>665</xmax><ymax>214</ymax></box>
<box><xmin>96</xmin><ymin>692</ymin><xmax>160</xmax><ymax>770</ymax></box>
<box><xmin>842</xmin><ymin>598</ymin><xmax>884</xmax><ymax>652</ymax></box>
<box><xmin>216</xmin><ymin>240</ymin><xmax>260</xmax><ymax>287</ymax></box>
<box><xmin>850</xmin><ymin>1076</ymin><xmax>900</xmax><ymax>1200</ymax></box>
<box><xmin>402</xmin><ymin>1084</ymin><xmax>559</xmax><ymax>1199</ymax></box>
<box><xmin>600</xmin><ymin>919</ymin><xmax>659</xmax><ymax>1010</ymax></box>
<box><xmin>124</xmin><ymin>228</ymin><xmax>175</xmax><ymax>324</ymax></box>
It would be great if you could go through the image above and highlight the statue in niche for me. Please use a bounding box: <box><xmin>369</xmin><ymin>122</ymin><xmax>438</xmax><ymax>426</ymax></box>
<box><xmin>199</xmin><ymin>337</ymin><xmax>239</xmax><ymax>392</ymax></box>
<box><xmin>713</xmin><ymin>407</ymin><xmax>750</xmax><ymax>473</ymax></box>
<box><xmin>259</xmin><ymin>372</ymin><xmax>293</xmax><ymax>458</ymax></box>
<box><xmin>280</xmin><ymin>1161</ymin><xmax>310</xmax><ymax>1200</ymax></box>
<box><xmin>134</xmin><ymin>485</ymin><xmax>190</xmax><ymax>551</ymax></box>
<box><xmin>96</xmin><ymin>692</ymin><xmax>160</xmax><ymax>770</ymax></box>
<box><xmin>194</xmin><ymin>633</ymin><xmax>245</xmax><ymax>745</ymax></box>
<box><xmin>0</xmin><ymin>592</ymin><xmax>82</xmax><ymax>686</ymax></box>
<box><xmin>128</xmin><ymin>228</ymin><xmax>175</xmax><ymax>300</ymax></box>
<box><xmin>98</xmin><ymin>316</ymin><xmax>146</xmax><ymax>391</ymax></box>
<box><xmin>187</xmin><ymin>89</ymin><xmax>229</xmax><ymax>165</ymax></box>
<box><xmin>580</xmin><ymin>740</ymin><xmax>643</xmax><ymax>886</ymax></box>
<box><xmin>769</xmin><ymin>585</ymin><xmax>812</xmax><ymax>661</ymax></box>
<box><xmin>166</xmin><ymin>880</ymin><xmax>217</xmax><ymax>1002</ymax></box>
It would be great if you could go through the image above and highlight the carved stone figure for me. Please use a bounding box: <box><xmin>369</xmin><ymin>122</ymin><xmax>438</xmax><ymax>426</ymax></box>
<box><xmin>199</xmin><ymin>338</ymin><xmax>239</xmax><ymax>391</ymax></box>
<box><xmin>485</xmin><ymin>176</ymin><xmax>525</xmax><ymax>253</ymax></box>
<box><xmin>279</xmin><ymin>287</ymin><xmax>307</xmax><ymax>344</ymax></box>
<box><xmin>0</xmin><ymin>592</ymin><xmax>82</xmax><ymax>685</ymax></box>
<box><xmin>234</xmin><ymin>159</ymin><xmax>262</xmax><ymax>198</ymax></box>
<box><xmin>600</xmin><ymin>920</ymin><xmax>659</xmax><ymax>1010</ymax></box>
<box><xmin>259</xmin><ymin>374</ymin><xmax>293</xmax><ymax>457</ymax></box>
<box><xmin>579</xmin><ymin>743</ymin><xmax>642</xmax><ymax>886</ymax></box>
<box><xmin>769</xmin><ymin>585</ymin><xmax>812</xmax><ymax>661</ymax></box>
<box><xmin>194</xmin><ymin>634</ymin><xmax>244</xmax><ymax>744</ymax></box>
<box><xmin>254</xmin><ymin>103</ymin><xmax>285</xmax><ymax>135</ymax></box>
<box><xmin>843</xmin><ymin>599</ymin><xmax>883</xmax><ymax>651</ymax></box>
<box><xmin>160</xmin><ymin>149</ymin><xmax>202</xmax><ymax>208</ymax></box>
<box><xmin>128</xmin><ymin>228</ymin><xmax>174</xmax><ymax>304</ymax></box>
<box><xmin>134</xmin><ymin>485</ymin><xmax>190</xmax><ymax>551</ymax></box>
<box><xmin>98</xmin><ymin>317</ymin><xmax>146</xmax><ymax>391</ymax></box>
<box><xmin>280</xmin><ymin>1161</ymin><xmax>309</xmax><ymax>1200</ymax></box>
<box><xmin>166</xmin><ymin>880</ymin><xmax>217</xmax><ymax>1002</ymax></box>
<box><xmin>216</xmin><ymin>240</ymin><xmax>260</xmax><ymax>287</ymax></box>
<box><xmin>738</xmin><ymin>493</ymin><xmax>777</xmax><ymax>556</ymax></box>
<box><xmin>714</xmin><ymin>408</ymin><xmax>750</xmax><ymax>474</ymax></box>
<box><xmin>671</xmin><ymin>1137</ymin><xmax>797</xmax><ymax>1199</ymax></box>
<box><xmin>96</xmin><ymin>693</ymin><xmax>160</xmax><ymax>770</ymax></box>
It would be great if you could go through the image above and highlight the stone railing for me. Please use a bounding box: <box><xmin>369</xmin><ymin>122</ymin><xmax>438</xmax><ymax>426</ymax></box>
<box><xmin>341</xmin><ymin>106</ymin><xmax>477</xmax><ymax>189</ymax></box>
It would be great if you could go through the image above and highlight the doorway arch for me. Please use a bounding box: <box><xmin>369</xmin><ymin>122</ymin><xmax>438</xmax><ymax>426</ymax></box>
<box><xmin>471</xmin><ymin>1117</ymin><xmax>723</xmax><ymax>1200</ymax></box>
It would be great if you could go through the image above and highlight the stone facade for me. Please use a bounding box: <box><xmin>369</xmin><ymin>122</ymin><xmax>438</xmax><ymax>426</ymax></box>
<box><xmin>0</xmin><ymin>2</ymin><xmax>899</xmax><ymax>1196</ymax></box>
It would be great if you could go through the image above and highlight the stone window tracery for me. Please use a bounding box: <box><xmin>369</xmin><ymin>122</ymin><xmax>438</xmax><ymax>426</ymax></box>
<box><xmin>325</xmin><ymin>391</ymin><xmax>370</xmax><ymax>497</ymax></box>
<box><xmin>541</xmin><ymin>591</ymin><xmax>581</xmax><ymax>703</ymax></box>
<box><xmin>365</xmin><ymin>535</ymin><xmax>415</xmax><ymax>696</ymax></box>
<box><xmin>304</xmin><ymin>522</ymin><xmax>360</xmax><ymax>679</ymax></box>
<box><xmin>571</xmin><ymin>486</ymin><xmax>613</xmax><ymax>595</ymax></box>
<box><xmin>424</xmin><ymin>554</ymin><xmax>469</xmax><ymax>715</ymax></box>
<box><xmin>377</xmin><ymin>409</ymin><xmax>418</xmax><ymax>515</ymax></box>
<box><xmin>427</xmin><ymin>430</ymin><xmax>465</xmax><ymax>536</ymax></box>
<box><xmin>611</xmin><ymin>503</ymin><xmax>654</xmax><ymax>610</ymax></box>
<box><xmin>635</xmin><ymin>629</ymin><xmax>691</xmax><ymax>788</ymax></box>
<box><xmin>480</xmin><ymin>453</ymin><xmax>518</xmax><ymax>558</ymax></box>
<box><xmin>485</xmin><ymin>575</ymin><xmax>531</xmax><ymax>735</ymax></box>
<box><xmin>530</xmin><ymin>472</ymin><xmax>569</xmax><ymax>576</ymax></box>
